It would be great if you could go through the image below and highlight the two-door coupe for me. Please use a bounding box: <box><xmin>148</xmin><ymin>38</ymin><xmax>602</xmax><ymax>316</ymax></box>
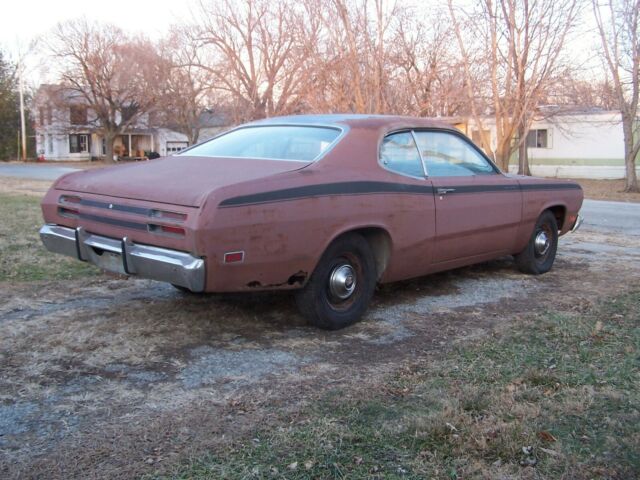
<box><xmin>40</xmin><ymin>115</ymin><xmax>583</xmax><ymax>329</ymax></box>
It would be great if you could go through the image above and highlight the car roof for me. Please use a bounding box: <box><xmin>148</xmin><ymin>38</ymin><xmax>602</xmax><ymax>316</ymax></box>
<box><xmin>248</xmin><ymin>114</ymin><xmax>456</xmax><ymax>131</ymax></box>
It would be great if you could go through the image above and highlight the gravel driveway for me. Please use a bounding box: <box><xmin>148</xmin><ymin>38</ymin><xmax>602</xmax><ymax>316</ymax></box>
<box><xmin>1</xmin><ymin>199</ymin><xmax>639</xmax><ymax>479</ymax></box>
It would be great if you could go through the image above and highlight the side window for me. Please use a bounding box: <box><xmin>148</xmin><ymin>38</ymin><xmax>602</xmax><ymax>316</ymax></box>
<box><xmin>380</xmin><ymin>131</ymin><xmax>424</xmax><ymax>178</ymax></box>
<box><xmin>414</xmin><ymin>131</ymin><xmax>496</xmax><ymax>177</ymax></box>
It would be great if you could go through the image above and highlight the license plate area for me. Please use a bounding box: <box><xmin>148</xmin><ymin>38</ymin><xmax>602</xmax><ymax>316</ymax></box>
<box><xmin>89</xmin><ymin>248</ymin><xmax>126</xmax><ymax>274</ymax></box>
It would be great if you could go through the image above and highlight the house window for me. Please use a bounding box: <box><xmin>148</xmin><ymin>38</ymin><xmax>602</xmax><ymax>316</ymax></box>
<box><xmin>39</xmin><ymin>107</ymin><xmax>46</xmax><ymax>126</ymax></box>
<box><xmin>69</xmin><ymin>134</ymin><xmax>89</xmax><ymax>154</ymax></box>
<box><xmin>47</xmin><ymin>135</ymin><xmax>53</xmax><ymax>155</ymax></box>
<box><xmin>46</xmin><ymin>105</ymin><xmax>53</xmax><ymax>125</ymax></box>
<box><xmin>166</xmin><ymin>141</ymin><xmax>189</xmax><ymax>154</ymax></box>
<box><xmin>70</xmin><ymin>105</ymin><xmax>87</xmax><ymax>125</ymax></box>
<box><xmin>471</xmin><ymin>129</ymin><xmax>490</xmax><ymax>146</ymax></box>
<box><xmin>526</xmin><ymin>129</ymin><xmax>549</xmax><ymax>148</ymax></box>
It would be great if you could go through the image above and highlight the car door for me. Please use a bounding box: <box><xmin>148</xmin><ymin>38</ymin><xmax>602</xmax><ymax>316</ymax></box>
<box><xmin>413</xmin><ymin>130</ymin><xmax>522</xmax><ymax>264</ymax></box>
<box><xmin>378</xmin><ymin>130</ymin><xmax>436</xmax><ymax>280</ymax></box>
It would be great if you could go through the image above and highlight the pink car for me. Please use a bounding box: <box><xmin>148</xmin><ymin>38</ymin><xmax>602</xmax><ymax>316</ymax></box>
<box><xmin>40</xmin><ymin>115</ymin><xmax>583</xmax><ymax>329</ymax></box>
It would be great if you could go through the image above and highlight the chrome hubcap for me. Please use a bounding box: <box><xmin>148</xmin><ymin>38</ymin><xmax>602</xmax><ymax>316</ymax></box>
<box><xmin>329</xmin><ymin>264</ymin><xmax>357</xmax><ymax>300</ymax></box>
<box><xmin>534</xmin><ymin>230</ymin><xmax>550</xmax><ymax>256</ymax></box>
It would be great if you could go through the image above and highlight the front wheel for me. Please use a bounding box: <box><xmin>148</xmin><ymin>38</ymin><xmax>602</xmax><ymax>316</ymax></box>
<box><xmin>515</xmin><ymin>210</ymin><xmax>559</xmax><ymax>274</ymax></box>
<box><xmin>295</xmin><ymin>234</ymin><xmax>377</xmax><ymax>330</ymax></box>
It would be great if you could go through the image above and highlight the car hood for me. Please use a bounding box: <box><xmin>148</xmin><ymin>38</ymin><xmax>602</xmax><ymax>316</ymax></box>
<box><xmin>54</xmin><ymin>156</ymin><xmax>310</xmax><ymax>207</ymax></box>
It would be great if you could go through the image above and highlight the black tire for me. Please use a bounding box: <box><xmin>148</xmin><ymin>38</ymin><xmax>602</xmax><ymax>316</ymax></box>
<box><xmin>295</xmin><ymin>233</ymin><xmax>377</xmax><ymax>330</ymax></box>
<box><xmin>172</xmin><ymin>284</ymin><xmax>197</xmax><ymax>294</ymax></box>
<box><xmin>515</xmin><ymin>210</ymin><xmax>559</xmax><ymax>274</ymax></box>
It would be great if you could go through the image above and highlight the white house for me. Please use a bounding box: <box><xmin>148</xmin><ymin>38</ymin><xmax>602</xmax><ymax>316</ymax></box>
<box><xmin>34</xmin><ymin>84</ymin><xmax>190</xmax><ymax>161</ymax></box>
<box><xmin>459</xmin><ymin>109</ymin><xmax>640</xmax><ymax>179</ymax></box>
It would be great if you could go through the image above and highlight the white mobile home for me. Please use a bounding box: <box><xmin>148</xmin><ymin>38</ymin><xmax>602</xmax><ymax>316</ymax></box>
<box><xmin>462</xmin><ymin>110</ymin><xmax>639</xmax><ymax>179</ymax></box>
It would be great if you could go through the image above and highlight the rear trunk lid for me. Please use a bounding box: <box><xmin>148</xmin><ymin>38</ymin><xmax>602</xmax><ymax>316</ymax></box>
<box><xmin>55</xmin><ymin>155</ymin><xmax>310</xmax><ymax>207</ymax></box>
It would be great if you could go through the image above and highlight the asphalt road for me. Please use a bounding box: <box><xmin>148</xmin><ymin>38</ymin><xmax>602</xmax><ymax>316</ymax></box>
<box><xmin>581</xmin><ymin>199</ymin><xmax>640</xmax><ymax>236</ymax></box>
<box><xmin>0</xmin><ymin>163</ymin><xmax>79</xmax><ymax>181</ymax></box>
<box><xmin>1</xmin><ymin>164</ymin><xmax>638</xmax><ymax>234</ymax></box>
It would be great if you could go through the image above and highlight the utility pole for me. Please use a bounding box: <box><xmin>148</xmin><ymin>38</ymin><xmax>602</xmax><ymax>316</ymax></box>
<box><xmin>18</xmin><ymin>67</ymin><xmax>27</xmax><ymax>161</ymax></box>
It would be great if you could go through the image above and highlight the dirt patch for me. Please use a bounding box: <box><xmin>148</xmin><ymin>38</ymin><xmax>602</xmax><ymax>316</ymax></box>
<box><xmin>1</xmin><ymin>222</ymin><xmax>639</xmax><ymax>479</ymax></box>
<box><xmin>577</xmin><ymin>178</ymin><xmax>640</xmax><ymax>203</ymax></box>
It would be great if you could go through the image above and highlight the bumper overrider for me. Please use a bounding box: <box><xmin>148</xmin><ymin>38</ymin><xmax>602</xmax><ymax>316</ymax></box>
<box><xmin>570</xmin><ymin>214</ymin><xmax>584</xmax><ymax>233</ymax></box>
<box><xmin>39</xmin><ymin>224</ymin><xmax>205</xmax><ymax>292</ymax></box>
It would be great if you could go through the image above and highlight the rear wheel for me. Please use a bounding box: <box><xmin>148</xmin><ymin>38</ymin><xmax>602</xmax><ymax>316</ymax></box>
<box><xmin>515</xmin><ymin>210</ymin><xmax>559</xmax><ymax>274</ymax></box>
<box><xmin>295</xmin><ymin>234</ymin><xmax>376</xmax><ymax>330</ymax></box>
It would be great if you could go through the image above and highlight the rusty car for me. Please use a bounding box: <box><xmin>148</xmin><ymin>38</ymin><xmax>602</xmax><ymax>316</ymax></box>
<box><xmin>40</xmin><ymin>114</ymin><xmax>584</xmax><ymax>329</ymax></box>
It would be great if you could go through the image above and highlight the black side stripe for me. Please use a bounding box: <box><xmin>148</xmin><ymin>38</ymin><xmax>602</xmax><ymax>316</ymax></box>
<box><xmin>519</xmin><ymin>183</ymin><xmax>582</xmax><ymax>191</ymax></box>
<box><xmin>218</xmin><ymin>181</ymin><xmax>581</xmax><ymax>208</ymax></box>
<box><xmin>218</xmin><ymin>181</ymin><xmax>434</xmax><ymax>207</ymax></box>
<box><xmin>438</xmin><ymin>184</ymin><xmax>520</xmax><ymax>194</ymax></box>
<box><xmin>433</xmin><ymin>183</ymin><xmax>581</xmax><ymax>194</ymax></box>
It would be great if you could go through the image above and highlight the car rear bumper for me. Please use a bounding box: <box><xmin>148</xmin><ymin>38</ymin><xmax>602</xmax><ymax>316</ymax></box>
<box><xmin>39</xmin><ymin>224</ymin><xmax>205</xmax><ymax>292</ymax></box>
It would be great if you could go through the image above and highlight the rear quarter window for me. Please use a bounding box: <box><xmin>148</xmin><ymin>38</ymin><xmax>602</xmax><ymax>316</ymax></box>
<box><xmin>379</xmin><ymin>131</ymin><xmax>424</xmax><ymax>178</ymax></box>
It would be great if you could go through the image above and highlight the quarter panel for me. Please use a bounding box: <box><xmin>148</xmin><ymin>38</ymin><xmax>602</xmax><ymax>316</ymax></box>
<box><xmin>199</xmin><ymin>188</ymin><xmax>436</xmax><ymax>291</ymax></box>
<box><xmin>515</xmin><ymin>178</ymin><xmax>584</xmax><ymax>252</ymax></box>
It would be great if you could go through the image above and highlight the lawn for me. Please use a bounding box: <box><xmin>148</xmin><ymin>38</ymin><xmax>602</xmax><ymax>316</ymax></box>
<box><xmin>0</xmin><ymin>193</ymin><xmax>97</xmax><ymax>282</ymax></box>
<box><xmin>161</xmin><ymin>291</ymin><xmax>640</xmax><ymax>479</ymax></box>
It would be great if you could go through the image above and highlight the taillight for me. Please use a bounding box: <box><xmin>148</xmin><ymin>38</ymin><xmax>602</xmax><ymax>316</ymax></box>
<box><xmin>58</xmin><ymin>206</ymin><xmax>79</xmax><ymax>218</ymax></box>
<box><xmin>150</xmin><ymin>209</ymin><xmax>187</xmax><ymax>221</ymax></box>
<box><xmin>59</xmin><ymin>195</ymin><xmax>81</xmax><ymax>205</ymax></box>
<box><xmin>159</xmin><ymin>225</ymin><xmax>185</xmax><ymax>236</ymax></box>
<box><xmin>148</xmin><ymin>224</ymin><xmax>186</xmax><ymax>237</ymax></box>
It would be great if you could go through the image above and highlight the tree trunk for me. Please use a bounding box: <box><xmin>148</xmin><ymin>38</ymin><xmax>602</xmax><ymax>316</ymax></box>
<box><xmin>517</xmin><ymin>126</ymin><xmax>532</xmax><ymax>176</ymax></box>
<box><xmin>104</xmin><ymin>131</ymin><xmax>117</xmax><ymax>163</ymax></box>
<box><xmin>622</xmin><ymin>115</ymin><xmax>639</xmax><ymax>192</ymax></box>
<box><xmin>189</xmin><ymin>128</ymin><xmax>199</xmax><ymax>146</ymax></box>
<box><xmin>624</xmin><ymin>150</ymin><xmax>639</xmax><ymax>192</ymax></box>
<box><xmin>494</xmin><ymin>145</ymin><xmax>511</xmax><ymax>173</ymax></box>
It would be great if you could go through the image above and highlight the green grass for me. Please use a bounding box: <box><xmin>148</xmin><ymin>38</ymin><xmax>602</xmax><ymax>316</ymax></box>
<box><xmin>159</xmin><ymin>291</ymin><xmax>640</xmax><ymax>479</ymax></box>
<box><xmin>0</xmin><ymin>193</ymin><xmax>98</xmax><ymax>281</ymax></box>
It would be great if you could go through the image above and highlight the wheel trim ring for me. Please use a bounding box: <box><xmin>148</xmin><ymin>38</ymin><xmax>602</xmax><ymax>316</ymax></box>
<box><xmin>325</xmin><ymin>253</ymin><xmax>364</xmax><ymax>311</ymax></box>
<box><xmin>534</xmin><ymin>223</ymin><xmax>554</xmax><ymax>258</ymax></box>
<box><xmin>534</xmin><ymin>231</ymin><xmax>549</xmax><ymax>256</ymax></box>
<box><xmin>329</xmin><ymin>264</ymin><xmax>357</xmax><ymax>300</ymax></box>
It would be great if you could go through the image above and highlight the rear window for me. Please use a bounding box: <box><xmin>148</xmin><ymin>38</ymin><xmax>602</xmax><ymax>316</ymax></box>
<box><xmin>181</xmin><ymin>125</ymin><xmax>342</xmax><ymax>162</ymax></box>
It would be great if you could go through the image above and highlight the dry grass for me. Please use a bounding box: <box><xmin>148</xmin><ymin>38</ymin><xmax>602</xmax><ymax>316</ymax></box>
<box><xmin>4</xmin><ymin>160</ymin><xmax>110</xmax><ymax>169</ymax></box>
<box><xmin>577</xmin><ymin>178</ymin><xmax>640</xmax><ymax>203</ymax></box>
<box><xmin>0</xmin><ymin>192</ymin><xmax>97</xmax><ymax>281</ymax></box>
<box><xmin>0</xmin><ymin>177</ymin><xmax>52</xmax><ymax>197</ymax></box>
<box><xmin>166</xmin><ymin>290</ymin><xmax>640</xmax><ymax>480</ymax></box>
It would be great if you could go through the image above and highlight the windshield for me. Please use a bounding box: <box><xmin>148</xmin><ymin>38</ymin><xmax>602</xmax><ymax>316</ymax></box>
<box><xmin>180</xmin><ymin>125</ymin><xmax>342</xmax><ymax>162</ymax></box>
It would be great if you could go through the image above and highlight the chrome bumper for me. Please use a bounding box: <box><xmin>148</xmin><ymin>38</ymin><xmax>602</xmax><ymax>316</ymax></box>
<box><xmin>570</xmin><ymin>214</ymin><xmax>584</xmax><ymax>233</ymax></box>
<box><xmin>39</xmin><ymin>224</ymin><xmax>205</xmax><ymax>292</ymax></box>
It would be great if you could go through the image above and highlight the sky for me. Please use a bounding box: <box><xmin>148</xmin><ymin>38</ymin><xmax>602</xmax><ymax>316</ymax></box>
<box><xmin>1</xmin><ymin>0</ymin><xmax>193</xmax><ymax>82</ymax></box>
<box><xmin>1</xmin><ymin>0</ymin><xmax>604</xmax><ymax>86</ymax></box>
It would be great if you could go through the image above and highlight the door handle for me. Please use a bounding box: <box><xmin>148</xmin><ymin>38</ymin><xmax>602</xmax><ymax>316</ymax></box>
<box><xmin>437</xmin><ymin>188</ymin><xmax>456</xmax><ymax>195</ymax></box>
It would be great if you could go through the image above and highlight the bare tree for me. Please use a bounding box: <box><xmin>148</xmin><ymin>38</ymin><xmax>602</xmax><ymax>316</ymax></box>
<box><xmin>540</xmin><ymin>69</ymin><xmax>619</xmax><ymax>110</ymax></box>
<box><xmin>302</xmin><ymin>0</ymin><xmax>404</xmax><ymax>114</ymax></box>
<box><xmin>46</xmin><ymin>19</ymin><xmax>162</xmax><ymax>162</ymax></box>
<box><xmin>448</xmin><ymin>0</ymin><xmax>579</xmax><ymax>174</ymax></box>
<box><xmin>392</xmin><ymin>9</ymin><xmax>468</xmax><ymax>117</ymax></box>
<box><xmin>192</xmin><ymin>0</ymin><xmax>316</xmax><ymax>122</ymax></box>
<box><xmin>593</xmin><ymin>0</ymin><xmax>640</xmax><ymax>192</ymax></box>
<box><xmin>155</xmin><ymin>28</ymin><xmax>214</xmax><ymax>145</ymax></box>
